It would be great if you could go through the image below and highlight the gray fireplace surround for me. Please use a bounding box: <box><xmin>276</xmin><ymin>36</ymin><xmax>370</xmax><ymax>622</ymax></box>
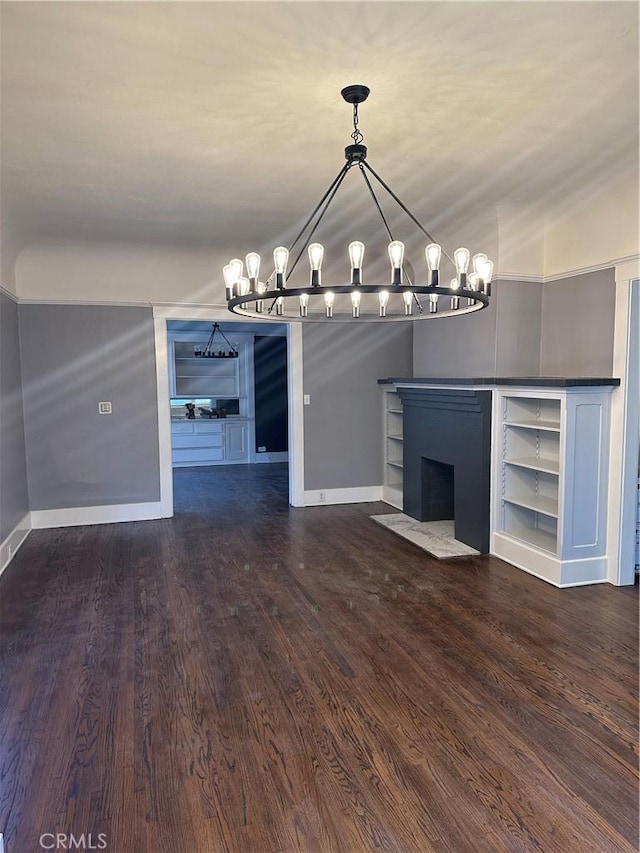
<box><xmin>397</xmin><ymin>387</ymin><xmax>492</xmax><ymax>553</ymax></box>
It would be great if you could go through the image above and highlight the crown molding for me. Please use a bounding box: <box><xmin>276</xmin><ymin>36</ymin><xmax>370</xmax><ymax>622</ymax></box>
<box><xmin>543</xmin><ymin>254</ymin><xmax>640</xmax><ymax>283</ymax></box>
<box><xmin>0</xmin><ymin>284</ymin><xmax>19</xmax><ymax>301</ymax></box>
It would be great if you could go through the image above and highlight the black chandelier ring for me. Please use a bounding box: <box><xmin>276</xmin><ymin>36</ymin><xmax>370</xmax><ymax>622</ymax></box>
<box><xmin>228</xmin><ymin>285</ymin><xmax>489</xmax><ymax>322</ymax></box>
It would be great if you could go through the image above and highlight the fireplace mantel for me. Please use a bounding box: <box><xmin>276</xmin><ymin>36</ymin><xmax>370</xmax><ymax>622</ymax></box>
<box><xmin>379</xmin><ymin>377</ymin><xmax>620</xmax><ymax>388</ymax></box>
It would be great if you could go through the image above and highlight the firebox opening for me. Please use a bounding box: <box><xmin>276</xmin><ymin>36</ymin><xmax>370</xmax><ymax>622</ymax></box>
<box><xmin>422</xmin><ymin>458</ymin><xmax>455</xmax><ymax>522</ymax></box>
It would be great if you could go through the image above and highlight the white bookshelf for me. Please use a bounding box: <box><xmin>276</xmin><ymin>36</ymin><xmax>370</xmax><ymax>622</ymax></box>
<box><xmin>382</xmin><ymin>386</ymin><xmax>404</xmax><ymax>509</ymax></box>
<box><xmin>492</xmin><ymin>388</ymin><xmax>613</xmax><ymax>587</ymax></box>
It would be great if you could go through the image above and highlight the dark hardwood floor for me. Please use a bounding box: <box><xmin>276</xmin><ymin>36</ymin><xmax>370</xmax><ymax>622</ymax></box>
<box><xmin>0</xmin><ymin>463</ymin><xmax>638</xmax><ymax>852</ymax></box>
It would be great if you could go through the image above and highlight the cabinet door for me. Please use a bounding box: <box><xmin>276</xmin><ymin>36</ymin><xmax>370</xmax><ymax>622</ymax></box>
<box><xmin>225</xmin><ymin>422</ymin><xmax>248</xmax><ymax>460</ymax></box>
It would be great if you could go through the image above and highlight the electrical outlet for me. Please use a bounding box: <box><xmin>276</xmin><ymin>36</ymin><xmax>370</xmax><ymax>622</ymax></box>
<box><xmin>319</xmin><ymin>491</ymin><xmax>326</xmax><ymax>502</ymax></box>
<box><xmin>303</xmin><ymin>394</ymin><xmax>311</xmax><ymax>405</ymax></box>
<box><xmin>98</xmin><ymin>402</ymin><xmax>112</xmax><ymax>414</ymax></box>
<box><xmin>258</xmin><ymin>446</ymin><xmax>266</xmax><ymax>452</ymax></box>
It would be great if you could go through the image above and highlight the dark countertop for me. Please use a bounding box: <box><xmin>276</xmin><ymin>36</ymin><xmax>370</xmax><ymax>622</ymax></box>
<box><xmin>378</xmin><ymin>377</ymin><xmax>621</xmax><ymax>387</ymax></box>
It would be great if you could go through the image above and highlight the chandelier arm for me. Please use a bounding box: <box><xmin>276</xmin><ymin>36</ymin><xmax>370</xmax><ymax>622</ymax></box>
<box><xmin>204</xmin><ymin>323</ymin><xmax>218</xmax><ymax>353</ymax></box>
<box><xmin>361</xmin><ymin>160</ymin><xmax>456</xmax><ymax>267</ymax></box>
<box><xmin>286</xmin><ymin>162</ymin><xmax>351</xmax><ymax>261</ymax></box>
<box><xmin>358</xmin><ymin>164</ymin><xmax>423</xmax><ymax>312</ymax></box>
<box><xmin>216</xmin><ymin>325</ymin><xmax>238</xmax><ymax>354</ymax></box>
<box><xmin>266</xmin><ymin>163</ymin><xmax>352</xmax><ymax>315</ymax></box>
<box><xmin>358</xmin><ymin>164</ymin><xmax>416</xmax><ymax>289</ymax></box>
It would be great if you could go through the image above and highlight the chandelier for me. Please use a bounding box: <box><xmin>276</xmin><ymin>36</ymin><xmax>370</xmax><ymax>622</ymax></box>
<box><xmin>224</xmin><ymin>85</ymin><xmax>493</xmax><ymax>322</ymax></box>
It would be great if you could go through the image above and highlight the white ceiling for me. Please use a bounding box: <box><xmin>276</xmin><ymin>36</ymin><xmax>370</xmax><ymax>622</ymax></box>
<box><xmin>2</xmin><ymin>1</ymin><xmax>638</xmax><ymax>260</ymax></box>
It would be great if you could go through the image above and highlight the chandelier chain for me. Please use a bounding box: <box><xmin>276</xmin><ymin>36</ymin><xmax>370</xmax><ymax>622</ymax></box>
<box><xmin>351</xmin><ymin>104</ymin><xmax>364</xmax><ymax>145</ymax></box>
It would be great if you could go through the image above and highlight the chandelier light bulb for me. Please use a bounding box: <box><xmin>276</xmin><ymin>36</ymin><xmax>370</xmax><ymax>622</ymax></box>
<box><xmin>472</xmin><ymin>253</ymin><xmax>488</xmax><ymax>276</ymax></box>
<box><xmin>454</xmin><ymin>248</ymin><xmax>470</xmax><ymax>273</ymax></box>
<box><xmin>467</xmin><ymin>272</ymin><xmax>479</xmax><ymax>306</ymax></box>
<box><xmin>273</xmin><ymin>246</ymin><xmax>289</xmax><ymax>289</ymax></box>
<box><xmin>403</xmin><ymin>290</ymin><xmax>413</xmax><ymax>315</ymax></box>
<box><xmin>308</xmin><ymin>242</ymin><xmax>324</xmax><ymax>287</ymax></box>
<box><xmin>429</xmin><ymin>293</ymin><xmax>438</xmax><ymax>313</ymax></box>
<box><xmin>299</xmin><ymin>292</ymin><xmax>309</xmax><ymax>317</ymax></box>
<box><xmin>223</xmin><ymin>263</ymin><xmax>239</xmax><ymax>300</ymax></box>
<box><xmin>229</xmin><ymin>258</ymin><xmax>244</xmax><ymax>280</ymax></box>
<box><xmin>255</xmin><ymin>281</ymin><xmax>266</xmax><ymax>313</ymax></box>
<box><xmin>245</xmin><ymin>252</ymin><xmax>261</xmax><ymax>286</ymax></box>
<box><xmin>350</xmin><ymin>289</ymin><xmax>361</xmax><ymax>318</ymax></box>
<box><xmin>388</xmin><ymin>241</ymin><xmax>404</xmax><ymax>285</ymax></box>
<box><xmin>379</xmin><ymin>289</ymin><xmax>389</xmax><ymax>317</ymax></box>
<box><xmin>324</xmin><ymin>291</ymin><xmax>335</xmax><ymax>318</ymax></box>
<box><xmin>276</xmin><ymin>296</ymin><xmax>284</xmax><ymax>315</ymax></box>
<box><xmin>238</xmin><ymin>277</ymin><xmax>250</xmax><ymax>296</ymax></box>
<box><xmin>482</xmin><ymin>259</ymin><xmax>494</xmax><ymax>296</ymax></box>
<box><xmin>450</xmin><ymin>276</ymin><xmax>460</xmax><ymax>310</ymax></box>
<box><xmin>349</xmin><ymin>241</ymin><xmax>365</xmax><ymax>285</ymax></box>
<box><xmin>425</xmin><ymin>243</ymin><xmax>441</xmax><ymax>286</ymax></box>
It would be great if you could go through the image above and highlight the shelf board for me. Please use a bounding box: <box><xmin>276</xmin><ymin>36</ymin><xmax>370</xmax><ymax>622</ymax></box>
<box><xmin>503</xmin><ymin>494</ymin><xmax>559</xmax><ymax>518</ymax></box>
<box><xmin>501</xmin><ymin>526</ymin><xmax>557</xmax><ymax>555</ymax></box>
<box><xmin>504</xmin><ymin>420</ymin><xmax>560</xmax><ymax>433</ymax></box>
<box><xmin>387</xmin><ymin>434</ymin><xmax>404</xmax><ymax>441</ymax></box>
<box><xmin>387</xmin><ymin>408</ymin><xmax>403</xmax><ymax>414</ymax></box>
<box><xmin>386</xmin><ymin>460</ymin><xmax>403</xmax><ymax>469</ymax></box>
<box><xmin>504</xmin><ymin>456</ymin><xmax>559</xmax><ymax>476</ymax></box>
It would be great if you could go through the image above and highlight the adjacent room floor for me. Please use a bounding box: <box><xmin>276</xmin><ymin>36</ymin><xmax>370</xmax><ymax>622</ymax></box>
<box><xmin>0</xmin><ymin>464</ymin><xmax>638</xmax><ymax>852</ymax></box>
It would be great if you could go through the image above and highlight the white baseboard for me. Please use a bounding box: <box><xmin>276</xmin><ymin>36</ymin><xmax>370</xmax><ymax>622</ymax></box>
<box><xmin>254</xmin><ymin>452</ymin><xmax>289</xmax><ymax>464</ymax></box>
<box><xmin>30</xmin><ymin>501</ymin><xmax>168</xmax><ymax>529</ymax></box>
<box><xmin>0</xmin><ymin>512</ymin><xmax>32</xmax><ymax>577</ymax></box>
<box><xmin>301</xmin><ymin>485</ymin><xmax>383</xmax><ymax>507</ymax></box>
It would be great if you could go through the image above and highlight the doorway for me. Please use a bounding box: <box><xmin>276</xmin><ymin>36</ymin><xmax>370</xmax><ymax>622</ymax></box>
<box><xmin>154</xmin><ymin>307</ymin><xmax>304</xmax><ymax>517</ymax></box>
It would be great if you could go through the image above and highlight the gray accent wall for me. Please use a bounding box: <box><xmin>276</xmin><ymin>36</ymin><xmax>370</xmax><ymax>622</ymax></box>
<box><xmin>19</xmin><ymin>305</ymin><xmax>161</xmax><ymax>510</ymax></box>
<box><xmin>412</xmin><ymin>291</ymin><xmax>497</xmax><ymax>378</ymax></box>
<box><xmin>494</xmin><ymin>280</ymin><xmax>543</xmax><ymax>376</ymax></box>
<box><xmin>540</xmin><ymin>268</ymin><xmax>616</xmax><ymax>376</ymax></box>
<box><xmin>0</xmin><ymin>291</ymin><xmax>29</xmax><ymax>539</ymax></box>
<box><xmin>413</xmin><ymin>280</ymin><xmax>543</xmax><ymax>378</ymax></box>
<box><xmin>303</xmin><ymin>323</ymin><xmax>413</xmax><ymax>490</ymax></box>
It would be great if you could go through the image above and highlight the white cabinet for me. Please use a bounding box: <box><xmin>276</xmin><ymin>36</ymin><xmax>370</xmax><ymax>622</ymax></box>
<box><xmin>382</xmin><ymin>385</ymin><xmax>404</xmax><ymax>509</ymax></box>
<box><xmin>225</xmin><ymin>421</ymin><xmax>248</xmax><ymax>460</ymax></box>
<box><xmin>171</xmin><ymin>420</ymin><xmax>248</xmax><ymax>467</ymax></box>
<box><xmin>170</xmin><ymin>341</ymin><xmax>240</xmax><ymax>398</ymax></box>
<box><xmin>492</xmin><ymin>388</ymin><xmax>613</xmax><ymax>587</ymax></box>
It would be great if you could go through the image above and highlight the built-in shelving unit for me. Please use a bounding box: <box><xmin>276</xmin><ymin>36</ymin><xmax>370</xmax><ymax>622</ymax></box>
<box><xmin>171</xmin><ymin>341</ymin><xmax>240</xmax><ymax>398</ymax></box>
<box><xmin>492</xmin><ymin>389</ymin><xmax>613</xmax><ymax>586</ymax></box>
<box><xmin>382</xmin><ymin>386</ymin><xmax>404</xmax><ymax>509</ymax></box>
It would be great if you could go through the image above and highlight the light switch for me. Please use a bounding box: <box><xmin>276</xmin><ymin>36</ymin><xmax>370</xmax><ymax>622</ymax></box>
<box><xmin>98</xmin><ymin>402</ymin><xmax>112</xmax><ymax>414</ymax></box>
<box><xmin>303</xmin><ymin>394</ymin><xmax>310</xmax><ymax>405</ymax></box>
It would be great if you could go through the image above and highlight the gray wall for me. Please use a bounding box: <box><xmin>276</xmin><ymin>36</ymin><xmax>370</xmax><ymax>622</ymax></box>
<box><xmin>494</xmin><ymin>280</ymin><xmax>543</xmax><ymax>376</ymax></box>
<box><xmin>0</xmin><ymin>291</ymin><xmax>29</xmax><ymax>539</ymax></box>
<box><xmin>540</xmin><ymin>268</ymin><xmax>616</xmax><ymax>376</ymax></box>
<box><xmin>413</xmin><ymin>280</ymin><xmax>542</xmax><ymax>378</ymax></box>
<box><xmin>20</xmin><ymin>305</ymin><xmax>161</xmax><ymax>510</ymax></box>
<box><xmin>303</xmin><ymin>323</ymin><xmax>413</xmax><ymax>490</ymax></box>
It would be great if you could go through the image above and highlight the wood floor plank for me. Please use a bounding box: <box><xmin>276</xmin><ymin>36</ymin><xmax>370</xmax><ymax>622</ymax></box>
<box><xmin>0</xmin><ymin>463</ymin><xmax>637</xmax><ymax>852</ymax></box>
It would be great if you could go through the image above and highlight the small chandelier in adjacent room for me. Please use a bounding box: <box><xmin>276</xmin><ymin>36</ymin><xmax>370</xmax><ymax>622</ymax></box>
<box><xmin>194</xmin><ymin>323</ymin><xmax>239</xmax><ymax>358</ymax></box>
<box><xmin>224</xmin><ymin>85</ymin><xmax>493</xmax><ymax>322</ymax></box>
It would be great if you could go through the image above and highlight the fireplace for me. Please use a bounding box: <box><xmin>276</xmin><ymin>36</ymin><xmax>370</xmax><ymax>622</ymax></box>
<box><xmin>398</xmin><ymin>388</ymin><xmax>492</xmax><ymax>553</ymax></box>
<box><xmin>422</xmin><ymin>458</ymin><xmax>455</xmax><ymax>521</ymax></box>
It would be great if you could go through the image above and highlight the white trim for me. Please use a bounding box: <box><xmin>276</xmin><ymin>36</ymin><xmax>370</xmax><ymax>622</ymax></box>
<box><xmin>496</xmin><ymin>273</ymin><xmax>543</xmax><ymax>283</ymax></box>
<box><xmin>302</xmin><ymin>486</ymin><xmax>383</xmax><ymax>506</ymax></box>
<box><xmin>254</xmin><ymin>451</ymin><xmax>289</xmax><ymax>463</ymax></box>
<box><xmin>607</xmin><ymin>270</ymin><xmax>639</xmax><ymax>585</ymax></box>
<box><xmin>0</xmin><ymin>285</ymin><xmax>19</xmax><ymax>302</ymax></box>
<box><xmin>542</xmin><ymin>254</ymin><xmax>640</xmax><ymax>283</ymax></box>
<box><xmin>497</xmin><ymin>255</ymin><xmax>640</xmax><ymax>285</ymax></box>
<box><xmin>288</xmin><ymin>324</ymin><xmax>305</xmax><ymax>507</ymax></box>
<box><xmin>153</xmin><ymin>316</ymin><xmax>174</xmax><ymax>518</ymax></box>
<box><xmin>0</xmin><ymin>513</ymin><xmax>31</xmax><ymax>577</ymax></box>
<box><xmin>30</xmin><ymin>501</ymin><xmax>165</xmax><ymax>529</ymax></box>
